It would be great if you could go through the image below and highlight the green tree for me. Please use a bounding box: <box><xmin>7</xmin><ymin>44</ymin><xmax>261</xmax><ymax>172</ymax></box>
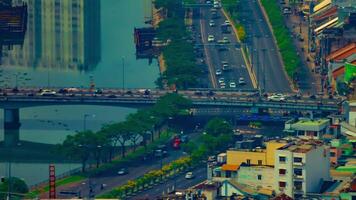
<box><xmin>153</xmin><ymin>93</ymin><xmax>192</xmax><ymax>119</ymax></box>
<box><xmin>103</xmin><ymin>122</ymin><xmax>131</xmax><ymax>158</ymax></box>
<box><xmin>59</xmin><ymin>130</ymin><xmax>100</xmax><ymax>172</ymax></box>
<box><xmin>205</xmin><ymin>118</ymin><xmax>233</xmax><ymax>137</ymax></box>
<box><xmin>154</xmin><ymin>0</ymin><xmax>182</xmax><ymax>17</ymax></box>
<box><xmin>0</xmin><ymin>177</ymin><xmax>29</xmax><ymax>199</ymax></box>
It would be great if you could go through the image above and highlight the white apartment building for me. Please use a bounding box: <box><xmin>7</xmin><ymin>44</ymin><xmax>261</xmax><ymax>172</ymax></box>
<box><xmin>274</xmin><ymin>140</ymin><xmax>331</xmax><ymax>199</ymax></box>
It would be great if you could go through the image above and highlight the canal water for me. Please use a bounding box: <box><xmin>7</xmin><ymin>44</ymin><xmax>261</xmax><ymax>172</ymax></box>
<box><xmin>0</xmin><ymin>0</ymin><xmax>159</xmax><ymax>186</ymax></box>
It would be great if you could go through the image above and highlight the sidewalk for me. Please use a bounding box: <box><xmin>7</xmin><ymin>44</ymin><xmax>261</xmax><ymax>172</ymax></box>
<box><xmin>283</xmin><ymin>5</ymin><xmax>320</xmax><ymax>94</ymax></box>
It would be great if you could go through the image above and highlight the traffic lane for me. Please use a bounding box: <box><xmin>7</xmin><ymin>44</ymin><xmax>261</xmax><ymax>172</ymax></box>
<box><xmin>200</xmin><ymin>8</ymin><xmax>218</xmax><ymax>88</ymax></box>
<box><xmin>203</xmin><ymin>9</ymin><xmax>252</xmax><ymax>90</ymax></box>
<box><xmin>56</xmin><ymin>149</ymin><xmax>185</xmax><ymax>198</ymax></box>
<box><xmin>132</xmin><ymin>166</ymin><xmax>207</xmax><ymax>199</ymax></box>
<box><xmin>251</xmin><ymin>1</ymin><xmax>291</xmax><ymax>92</ymax></box>
<box><xmin>241</xmin><ymin>0</ymin><xmax>291</xmax><ymax>92</ymax></box>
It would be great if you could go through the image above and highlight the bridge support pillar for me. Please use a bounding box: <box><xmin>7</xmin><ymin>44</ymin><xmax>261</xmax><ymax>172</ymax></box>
<box><xmin>4</xmin><ymin>108</ymin><xmax>21</xmax><ymax>147</ymax></box>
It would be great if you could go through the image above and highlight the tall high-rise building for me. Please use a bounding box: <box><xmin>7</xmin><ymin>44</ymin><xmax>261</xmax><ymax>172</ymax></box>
<box><xmin>1</xmin><ymin>0</ymin><xmax>100</xmax><ymax>71</ymax></box>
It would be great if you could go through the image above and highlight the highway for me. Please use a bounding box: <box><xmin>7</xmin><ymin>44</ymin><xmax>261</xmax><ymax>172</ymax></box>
<box><xmin>195</xmin><ymin>2</ymin><xmax>253</xmax><ymax>90</ymax></box>
<box><xmin>238</xmin><ymin>0</ymin><xmax>292</xmax><ymax>92</ymax></box>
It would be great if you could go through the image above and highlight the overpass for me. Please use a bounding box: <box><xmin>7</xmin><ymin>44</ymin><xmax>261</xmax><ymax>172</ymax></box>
<box><xmin>0</xmin><ymin>88</ymin><xmax>342</xmax><ymax>146</ymax></box>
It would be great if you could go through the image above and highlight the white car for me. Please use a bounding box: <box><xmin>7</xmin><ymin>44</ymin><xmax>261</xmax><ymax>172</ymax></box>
<box><xmin>268</xmin><ymin>93</ymin><xmax>286</xmax><ymax>102</ymax></box>
<box><xmin>222</xmin><ymin>37</ymin><xmax>229</xmax><ymax>43</ymax></box>
<box><xmin>185</xmin><ymin>172</ymin><xmax>194</xmax><ymax>179</ymax></box>
<box><xmin>218</xmin><ymin>77</ymin><xmax>225</xmax><ymax>84</ymax></box>
<box><xmin>222</xmin><ymin>61</ymin><xmax>229</xmax><ymax>71</ymax></box>
<box><xmin>224</xmin><ymin>20</ymin><xmax>230</xmax><ymax>25</ymax></box>
<box><xmin>209</xmin><ymin>20</ymin><xmax>215</xmax><ymax>27</ymax></box>
<box><xmin>40</xmin><ymin>89</ymin><xmax>56</xmax><ymax>96</ymax></box>
<box><xmin>238</xmin><ymin>77</ymin><xmax>245</xmax><ymax>85</ymax></box>
<box><xmin>220</xmin><ymin>82</ymin><xmax>226</xmax><ymax>88</ymax></box>
<box><xmin>215</xmin><ymin>69</ymin><xmax>222</xmax><ymax>75</ymax></box>
<box><xmin>208</xmin><ymin>35</ymin><xmax>215</xmax><ymax>42</ymax></box>
<box><xmin>229</xmin><ymin>81</ymin><xmax>236</xmax><ymax>88</ymax></box>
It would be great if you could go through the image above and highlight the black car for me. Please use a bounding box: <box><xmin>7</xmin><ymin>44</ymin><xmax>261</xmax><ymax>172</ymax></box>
<box><xmin>108</xmin><ymin>94</ymin><xmax>117</xmax><ymax>98</ymax></box>
<box><xmin>309</xmin><ymin>94</ymin><xmax>316</xmax><ymax>99</ymax></box>
<box><xmin>207</xmin><ymin>90</ymin><xmax>215</xmax><ymax>96</ymax></box>
<box><xmin>194</xmin><ymin>91</ymin><xmax>203</xmax><ymax>96</ymax></box>
<box><xmin>95</xmin><ymin>89</ymin><xmax>103</xmax><ymax>94</ymax></box>
<box><xmin>126</xmin><ymin>90</ymin><xmax>133</xmax><ymax>95</ymax></box>
<box><xmin>12</xmin><ymin>87</ymin><xmax>19</xmax><ymax>93</ymax></box>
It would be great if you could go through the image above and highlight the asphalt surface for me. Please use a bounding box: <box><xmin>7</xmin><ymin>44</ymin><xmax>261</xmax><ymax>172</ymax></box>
<box><xmin>238</xmin><ymin>0</ymin><xmax>292</xmax><ymax>93</ymax></box>
<box><xmin>47</xmin><ymin>131</ymin><xmax>203</xmax><ymax>199</ymax></box>
<box><xmin>52</xmin><ymin>148</ymin><xmax>185</xmax><ymax>199</ymax></box>
<box><xmin>132</xmin><ymin>166</ymin><xmax>207</xmax><ymax>200</ymax></box>
<box><xmin>194</xmin><ymin>3</ymin><xmax>254</xmax><ymax>90</ymax></box>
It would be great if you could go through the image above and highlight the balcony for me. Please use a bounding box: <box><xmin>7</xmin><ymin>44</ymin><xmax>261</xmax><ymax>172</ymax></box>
<box><xmin>293</xmin><ymin>162</ymin><xmax>304</xmax><ymax>166</ymax></box>
<box><xmin>293</xmin><ymin>174</ymin><xmax>304</xmax><ymax>179</ymax></box>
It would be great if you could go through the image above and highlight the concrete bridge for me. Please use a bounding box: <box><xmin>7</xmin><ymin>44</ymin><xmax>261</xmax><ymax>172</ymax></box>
<box><xmin>0</xmin><ymin>88</ymin><xmax>343</xmax><ymax>146</ymax></box>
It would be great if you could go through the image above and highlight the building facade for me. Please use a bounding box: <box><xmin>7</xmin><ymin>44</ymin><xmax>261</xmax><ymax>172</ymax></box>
<box><xmin>2</xmin><ymin>0</ymin><xmax>100</xmax><ymax>71</ymax></box>
<box><xmin>274</xmin><ymin>140</ymin><xmax>331</xmax><ymax>199</ymax></box>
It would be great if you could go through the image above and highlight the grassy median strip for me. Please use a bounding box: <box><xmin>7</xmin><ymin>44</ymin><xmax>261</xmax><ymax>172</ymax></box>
<box><xmin>25</xmin><ymin>175</ymin><xmax>86</xmax><ymax>198</ymax></box>
<box><xmin>260</xmin><ymin>0</ymin><xmax>301</xmax><ymax>78</ymax></box>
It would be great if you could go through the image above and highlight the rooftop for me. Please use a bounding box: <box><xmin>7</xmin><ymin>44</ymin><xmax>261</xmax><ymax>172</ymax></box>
<box><xmin>278</xmin><ymin>139</ymin><xmax>324</xmax><ymax>153</ymax></box>
<box><xmin>326</xmin><ymin>42</ymin><xmax>356</xmax><ymax>62</ymax></box>
<box><xmin>294</xmin><ymin>119</ymin><xmax>330</xmax><ymax>126</ymax></box>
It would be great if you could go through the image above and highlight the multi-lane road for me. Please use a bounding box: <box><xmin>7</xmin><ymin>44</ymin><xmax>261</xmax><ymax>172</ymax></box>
<box><xmin>238</xmin><ymin>0</ymin><xmax>292</xmax><ymax>93</ymax></box>
<box><xmin>194</xmin><ymin>2</ymin><xmax>253</xmax><ymax>90</ymax></box>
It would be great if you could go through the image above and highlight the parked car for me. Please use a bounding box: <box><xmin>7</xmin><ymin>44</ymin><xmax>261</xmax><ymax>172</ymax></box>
<box><xmin>215</xmin><ymin>69</ymin><xmax>222</xmax><ymax>75</ymax></box>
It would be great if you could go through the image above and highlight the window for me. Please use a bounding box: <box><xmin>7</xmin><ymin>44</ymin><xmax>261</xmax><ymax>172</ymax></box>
<box><xmin>279</xmin><ymin>181</ymin><xmax>286</xmax><ymax>188</ymax></box>
<box><xmin>246</xmin><ymin>159</ymin><xmax>251</xmax><ymax>165</ymax></box>
<box><xmin>258</xmin><ymin>160</ymin><xmax>262</xmax><ymax>165</ymax></box>
<box><xmin>294</xmin><ymin>157</ymin><xmax>302</xmax><ymax>163</ymax></box>
<box><xmin>330</xmin><ymin>152</ymin><xmax>336</xmax><ymax>157</ymax></box>
<box><xmin>294</xmin><ymin>181</ymin><xmax>302</xmax><ymax>190</ymax></box>
<box><xmin>279</xmin><ymin>156</ymin><xmax>286</xmax><ymax>163</ymax></box>
<box><xmin>279</xmin><ymin>169</ymin><xmax>286</xmax><ymax>175</ymax></box>
<box><xmin>294</xmin><ymin>168</ymin><xmax>302</xmax><ymax>176</ymax></box>
<box><xmin>257</xmin><ymin>175</ymin><xmax>262</xmax><ymax>180</ymax></box>
<box><xmin>226</xmin><ymin>171</ymin><xmax>231</xmax><ymax>178</ymax></box>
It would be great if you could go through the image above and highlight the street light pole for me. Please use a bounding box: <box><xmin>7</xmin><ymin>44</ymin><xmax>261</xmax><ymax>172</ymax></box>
<box><xmin>122</xmin><ymin>57</ymin><xmax>125</xmax><ymax>91</ymax></box>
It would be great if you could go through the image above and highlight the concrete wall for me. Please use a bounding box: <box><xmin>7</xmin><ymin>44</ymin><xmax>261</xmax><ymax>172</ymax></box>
<box><xmin>266</xmin><ymin>142</ymin><xmax>287</xmax><ymax>166</ymax></box>
<box><xmin>305</xmin><ymin>146</ymin><xmax>331</xmax><ymax>193</ymax></box>
<box><xmin>220</xmin><ymin>183</ymin><xmax>244</xmax><ymax>197</ymax></box>
<box><xmin>227</xmin><ymin>150</ymin><xmax>266</xmax><ymax>166</ymax></box>
<box><xmin>274</xmin><ymin>150</ymin><xmax>294</xmax><ymax>197</ymax></box>
<box><xmin>237</xmin><ymin>166</ymin><xmax>274</xmax><ymax>190</ymax></box>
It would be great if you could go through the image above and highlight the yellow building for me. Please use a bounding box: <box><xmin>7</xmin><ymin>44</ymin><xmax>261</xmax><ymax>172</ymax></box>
<box><xmin>225</xmin><ymin>141</ymin><xmax>287</xmax><ymax>167</ymax></box>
